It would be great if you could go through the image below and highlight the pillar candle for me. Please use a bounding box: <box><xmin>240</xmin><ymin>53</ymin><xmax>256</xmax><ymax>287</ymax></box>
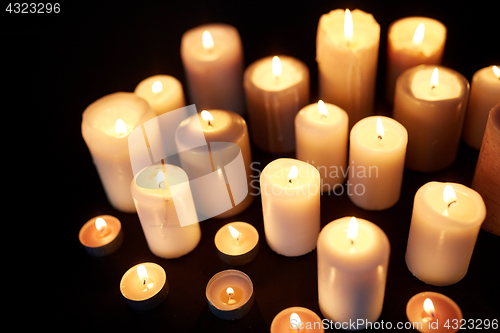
<box><xmin>406</xmin><ymin>292</ymin><xmax>462</xmax><ymax>333</ymax></box>
<box><xmin>317</xmin><ymin>217</ymin><xmax>390</xmax><ymax>329</ymax></box>
<box><xmin>295</xmin><ymin>100</ymin><xmax>348</xmax><ymax>192</ymax></box>
<box><xmin>134</xmin><ymin>74</ymin><xmax>186</xmax><ymax>115</ymax></box>
<box><xmin>180</xmin><ymin>23</ymin><xmax>244</xmax><ymax>115</ymax></box>
<box><xmin>393</xmin><ymin>65</ymin><xmax>469</xmax><ymax>172</ymax></box>
<box><xmin>386</xmin><ymin>17</ymin><xmax>446</xmax><ymax>103</ymax></box>
<box><xmin>462</xmin><ymin>66</ymin><xmax>500</xmax><ymax>149</ymax></box>
<box><xmin>271</xmin><ymin>306</ymin><xmax>324</xmax><ymax>332</ymax></box>
<box><xmin>405</xmin><ymin>182</ymin><xmax>486</xmax><ymax>286</ymax></box>
<box><xmin>472</xmin><ymin>103</ymin><xmax>500</xmax><ymax>235</ymax></box>
<box><xmin>316</xmin><ymin>8</ymin><xmax>380</xmax><ymax>129</ymax></box>
<box><xmin>347</xmin><ymin>116</ymin><xmax>408</xmax><ymax>210</ymax></box>
<box><xmin>260</xmin><ymin>158</ymin><xmax>320</xmax><ymax>256</ymax></box>
<box><xmin>130</xmin><ymin>162</ymin><xmax>201</xmax><ymax>259</ymax></box>
<box><xmin>244</xmin><ymin>55</ymin><xmax>310</xmax><ymax>153</ymax></box>
<box><xmin>82</xmin><ymin>92</ymin><xmax>156</xmax><ymax>212</ymax></box>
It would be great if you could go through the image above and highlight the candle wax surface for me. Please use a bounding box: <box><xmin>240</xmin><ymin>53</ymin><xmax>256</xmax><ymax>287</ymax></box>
<box><xmin>411</xmin><ymin>68</ymin><xmax>461</xmax><ymax>101</ymax></box>
<box><xmin>215</xmin><ymin>222</ymin><xmax>258</xmax><ymax>256</ymax></box>
<box><xmin>251</xmin><ymin>57</ymin><xmax>303</xmax><ymax>91</ymax></box>
<box><xmin>135</xmin><ymin>162</ymin><xmax>189</xmax><ymax>197</ymax></box>
<box><xmin>206</xmin><ymin>270</ymin><xmax>253</xmax><ymax>311</ymax></box>
<box><xmin>425</xmin><ymin>184</ymin><xmax>480</xmax><ymax>222</ymax></box>
<box><xmin>271</xmin><ymin>306</ymin><xmax>324</xmax><ymax>332</ymax></box>
<box><xmin>390</xmin><ymin>17</ymin><xmax>446</xmax><ymax>57</ymax></box>
<box><xmin>79</xmin><ymin>215</ymin><xmax>121</xmax><ymax>248</ymax></box>
<box><xmin>357</xmin><ymin>119</ymin><xmax>406</xmax><ymax>151</ymax></box>
<box><xmin>406</xmin><ymin>292</ymin><xmax>462</xmax><ymax>333</ymax></box>
<box><xmin>120</xmin><ymin>263</ymin><xmax>166</xmax><ymax>301</ymax></box>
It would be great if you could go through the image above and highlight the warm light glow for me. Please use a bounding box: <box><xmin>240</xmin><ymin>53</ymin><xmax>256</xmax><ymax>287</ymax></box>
<box><xmin>202</xmin><ymin>30</ymin><xmax>214</xmax><ymax>51</ymax></box>
<box><xmin>376</xmin><ymin>117</ymin><xmax>385</xmax><ymax>140</ymax></box>
<box><xmin>115</xmin><ymin>118</ymin><xmax>127</xmax><ymax>137</ymax></box>
<box><xmin>430</xmin><ymin>68</ymin><xmax>439</xmax><ymax>89</ymax></box>
<box><xmin>347</xmin><ymin>217</ymin><xmax>358</xmax><ymax>243</ymax></box>
<box><xmin>152</xmin><ymin>80</ymin><xmax>163</xmax><ymax>94</ymax></box>
<box><xmin>288</xmin><ymin>165</ymin><xmax>298</xmax><ymax>183</ymax></box>
<box><xmin>226</xmin><ymin>287</ymin><xmax>234</xmax><ymax>296</ymax></box>
<box><xmin>412</xmin><ymin>23</ymin><xmax>425</xmax><ymax>45</ymax></box>
<box><xmin>137</xmin><ymin>264</ymin><xmax>148</xmax><ymax>284</ymax></box>
<box><xmin>201</xmin><ymin>110</ymin><xmax>213</xmax><ymax>125</ymax></box>
<box><xmin>95</xmin><ymin>217</ymin><xmax>107</xmax><ymax>232</ymax></box>
<box><xmin>344</xmin><ymin>8</ymin><xmax>353</xmax><ymax>44</ymax></box>
<box><xmin>272</xmin><ymin>56</ymin><xmax>282</xmax><ymax>78</ymax></box>
<box><xmin>423</xmin><ymin>298</ymin><xmax>436</xmax><ymax>318</ymax></box>
<box><xmin>290</xmin><ymin>313</ymin><xmax>301</xmax><ymax>329</ymax></box>
<box><xmin>443</xmin><ymin>185</ymin><xmax>457</xmax><ymax>207</ymax></box>
<box><xmin>156</xmin><ymin>170</ymin><xmax>165</xmax><ymax>188</ymax></box>
<box><xmin>228</xmin><ymin>225</ymin><xmax>242</xmax><ymax>242</ymax></box>
<box><xmin>493</xmin><ymin>66</ymin><xmax>500</xmax><ymax>78</ymax></box>
<box><xmin>318</xmin><ymin>100</ymin><xmax>328</xmax><ymax>117</ymax></box>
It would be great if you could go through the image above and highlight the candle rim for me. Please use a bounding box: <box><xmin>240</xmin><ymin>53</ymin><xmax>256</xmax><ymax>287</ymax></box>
<box><xmin>205</xmin><ymin>269</ymin><xmax>253</xmax><ymax>311</ymax></box>
<box><xmin>388</xmin><ymin>16</ymin><xmax>446</xmax><ymax>52</ymax></box>
<box><xmin>406</xmin><ymin>291</ymin><xmax>462</xmax><ymax>325</ymax></box>
<box><xmin>79</xmin><ymin>215</ymin><xmax>121</xmax><ymax>248</ymax></box>
<box><xmin>350</xmin><ymin>115</ymin><xmax>408</xmax><ymax>153</ymax></box>
<box><xmin>120</xmin><ymin>262</ymin><xmax>167</xmax><ymax>301</ymax></box>
<box><xmin>215</xmin><ymin>222</ymin><xmax>259</xmax><ymax>256</ymax></box>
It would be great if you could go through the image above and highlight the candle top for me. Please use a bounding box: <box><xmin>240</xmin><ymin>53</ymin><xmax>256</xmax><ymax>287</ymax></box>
<box><xmin>389</xmin><ymin>16</ymin><xmax>446</xmax><ymax>56</ymax></box>
<box><xmin>261</xmin><ymin>158</ymin><xmax>320</xmax><ymax>189</ymax></box>
<box><xmin>271</xmin><ymin>306</ymin><xmax>324</xmax><ymax>332</ymax></box>
<box><xmin>135</xmin><ymin>162</ymin><xmax>189</xmax><ymax>197</ymax></box>
<box><xmin>134</xmin><ymin>74</ymin><xmax>184</xmax><ymax>107</ymax></box>
<box><xmin>406</xmin><ymin>291</ymin><xmax>462</xmax><ymax>332</ymax></box>
<box><xmin>351</xmin><ymin>116</ymin><xmax>408</xmax><ymax>152</ymax></box>
<box><xmin>79</xmin><ymin>215</ymin><xmax>121</xmax><ymax>248</ymax></box>
<box><xmin>411</xmin><ymin>67</ymin><xmax>462</xmax><ymax>101</ymax></box>
<box><xmin>298</xmin><ymin>101</ymin><xmax>347</xmax><ymax>125</ymax></box>
<box><xmin>473</xmin><ymin>65</ymin><xmax>500</xmax><ymax>84</ymax></box>
<box><xmin>251</xmin><ymin>55</ymin><xmax>303</xmax><ymax>91</ymax></box>
<box><xmin>120</xmin><ymin>262</ymin><xmax>166</xmax><ymax>301</ymax></box>
<box><xmin>206</xmin><ymin>270</ymin><xmax>253</xmax><ymax>311</ymax></box>
<box><xmin>215</xmin><ymin>222</ymin><xmax>259</xmax><ymax>256</ymax></box>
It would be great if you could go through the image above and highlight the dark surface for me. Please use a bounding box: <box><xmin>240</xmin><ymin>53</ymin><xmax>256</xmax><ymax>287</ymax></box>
<box><xmin>3</xmin><ymin>1</ymin><xmax>499</xmax><ymax>331</ymax></box>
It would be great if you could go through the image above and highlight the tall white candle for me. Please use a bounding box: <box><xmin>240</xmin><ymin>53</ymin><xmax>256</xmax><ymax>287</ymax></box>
<box><xmin>134</xmin><ymin>74</ymin><xmax>186</xmax><ymax>115</ymax></box>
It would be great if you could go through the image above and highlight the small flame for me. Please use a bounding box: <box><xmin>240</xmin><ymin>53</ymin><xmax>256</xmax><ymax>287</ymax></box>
<box><xmin>201</xmin><ymin>110</ymin><xmax>213</xmax><ymax>125</ymax></box>
<box><xmin>347</xmin><ymin>217</ymin><xmax>358</xmax><ymax>243</ymax></box>
<box><xmin>412</xmin><ymin>23</ymin><xmax>425</xmax><ymax>45</ymax></box>
<box><xmin>318</xmin><ymin>100</ymin><xmax>328</xmax><ymax>117</ymax></box>
<box><xmin>228</xmin><ymin>225</ymin><xmax>242</xmax><ymax>242</ymax></box>
<box><xmin>423</xmin><ymin>298</ymin><xmax>436</xmax><ymax>318</ymax></box>
<box><xmin>202</xmin><ymin>30</ymin><xmax>214</xmax><ymax>51</ymax></box>
<box><xmin>226</xmin><ymin>287</ymin><xmax>234</xmax><ymax>297</ymax></box>
<box><xmin>156</xmin><ymin>170</ymin><xmax>165</xmax><ymax>188</ymax></box>
<box><xmin>272</xmin><ymin>56</ymin><xmax>282</xmax><ymax>78</ymax></box>
<box><xmin>95</xmin><ymin>217</ymin><xmax>107</xmax><ymax>232</ymax></box>
<box><xmin>115</xmin><ymin>119</ymin><xmax>127</xmax><ymax>137</ymax></box>
<box><xmin>344</xmin><ymin>9</ymin><xmax>353</xmax><ymax>45</ymax></box>
<box><xmin>288</xmin><ymin>165</ymin><xmax>298</xmax><ymax>183</ymax></box>
<box><xmin>376</xmin><ymin>117</ymin><xmax>385</xmax><ymax>140</ymax></box>
<box><xmin>137</xmin><ymin>264</ymin><xmax>148</xmax><ymax>285</ymax></box>
<box><xmin>443</xmin><ymin>185</ymin><xmax>457</xmax><ymax>207</ymax></box>
<box><xmin>493</xmin><ymin>66</ymin><xmax>500</xmax><ymax>78</ymax></box>
<box><xmin>290</xmin><ymin>313</ymin><xmax>301</xmax><ymax>329</ymax></box>
<box><xmin>152</xmin><ymin>81</ymin><xmax>163</xmax><ymax>94</ymax></box>
<box><xmin>430</xmin><ymin>68</ymin><xmax>439</xmax><ymax>89</ymax></box>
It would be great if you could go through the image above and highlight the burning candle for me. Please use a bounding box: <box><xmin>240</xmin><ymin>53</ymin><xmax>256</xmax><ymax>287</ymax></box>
<box><xmin>78</xmin><ymin>215</ymin><xmax>123</xmax><ymax>256</ymax></box>
<box><xmin>134</xmin><ymin>74</ymin><xmax>186</xmax><ymax>115</ymax></box>
<box><xmin>271</xmin><ymin>306</ymin><xmax>324</xmax><ymax>332</ymax></box>
<box><xmin>214</xmin><ymin>222</ymin><xmax>259</xmax><ymax>265</ymax></box>
<box><xmin>406</xmin><ymin>292</ymin><xmax>462</xmax><ymax>333</ymax></box>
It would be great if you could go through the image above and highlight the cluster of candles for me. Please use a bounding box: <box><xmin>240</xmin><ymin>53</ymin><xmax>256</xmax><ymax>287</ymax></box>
<box><xmin>79</xmin><ymin>6</ymin><xmax>499</xmax><ymax>332</ymax></box>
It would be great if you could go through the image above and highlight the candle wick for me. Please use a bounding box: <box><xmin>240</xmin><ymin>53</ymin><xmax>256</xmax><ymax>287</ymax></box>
<box><xmin>350</xmin><ymin>239</ymin><xmax>354</xmax><ymax>246</ymax></box>
<box><xmin>447</xmin><ymin>200</ymin><xmax>456</xmax><ymax>209</ymax></box>
<box><xmin>289</xmin><ymin>178</ymin><xmax>292</xmax><ymax>184</ymax></box>
<box><xmin>431</xmin><ymin>85</ymin><xmax>436</xmax><ymax>90</ymax></box>
<box><xmin>377</xmin><ymin>135</ymin><xmax>383</xmax><ymax>140</ymax></box>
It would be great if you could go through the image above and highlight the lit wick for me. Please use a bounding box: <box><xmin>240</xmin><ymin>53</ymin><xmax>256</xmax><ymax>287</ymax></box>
<box><xmin>288</xmin><ymin>165</ymin><xmax>298</xmax><ymax>184</ymax></box>
<box><xmin>226</xmin><ymin>287</ymin><xmax>236</xmax><ymax>305</ymax></box>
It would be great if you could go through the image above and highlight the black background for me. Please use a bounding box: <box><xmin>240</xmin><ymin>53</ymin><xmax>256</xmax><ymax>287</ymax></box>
<box><xmin>3</xmin><ymin>1</ymin><xmax>499</xmax><ymax>332</ymax></box>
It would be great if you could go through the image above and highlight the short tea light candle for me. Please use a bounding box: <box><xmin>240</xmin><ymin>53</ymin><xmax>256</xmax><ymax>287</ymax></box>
<box><xmin>79</xmin><ymin>215</ymin><xmax>123</xmax><ymax>256</ymax></box>
<box><xmin>215</xmin><ymin>222</ymin><xmax>259</xmax><ymax>265</ymax></box>
<box><xmin>406</xmin><ymin>292</ymin><xmax>462</xmax><ymax>333</ymax></box>
<box><xmin>271</xmin><ymin>306</ymin><xmax>324</xmax><ymax>332</ymax></box>
<box><xmin>134</xmin><ymin>74</ymin><xmax>186</xmax><ymax>115</ymax></box>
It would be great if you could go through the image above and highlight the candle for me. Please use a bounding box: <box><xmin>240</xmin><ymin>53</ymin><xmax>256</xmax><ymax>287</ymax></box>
<box><xmin>393</xmin><ymin>65</ymin><xmax>470</xmax><ymax>172</ymax></box>
<box><xmin>180</xmin><ymin>23</ymin><xmax>245</xmax><ymax>115</ymax></box>
<box><xmin>120</xmin><ymin>262</ymin><xmax>168</xmax><ymax>311</ymax></box>
<box><xmin>405</xmin><ymin>182</ymin><xmax>486</xmax><ymax>286</ymax></box>
<box><xmin>244</xmin><ymin>55</ymin><xmax>310</xmax><ymax>153</ymax></box>
<box><xmin>205</xmin><ymin>269</ymin><xmax>254</xmax><ymax>320</ymax></box>
<box><xmin>175</xmin><ymin>109</ymin><xmax>253</xmax><ymax>219</ymax></box>
<box><xmin>462</xmin><ymin>66</ymin><xmax>500</xmax><ymax>149</ymax></box>
<box><xmin>386</xmin><ymin>17</ymin><xmax>446</xmax><ymax>103</ymax></box>
<box><xmin>406</xmin><ymin>292</ymin><xmax>462</xmax><ymax>333</ymax></box>
<box><xmin>81</xmin><ymin>92</ymin><xmax>156</xmax><ymax>212</ymax></box>
<box><xmin>130</xmin><ymin>161</ymin><xmax>201</xmax><ymax>258</ymax></box>
<box><xmin>295</xmin><ymin>100</ymin><xmax>349</xmax><ymax>192</ymax></box>
<box><xmin>472</xmin><ymin>103</ymin><xmax>500</xmax><ymax>235</ymax></box>
<box><xmin>271</xmin><ymin>307</ymin><xmax>324</xmax><ymax>332</ymax></box>
<box><xmin>347</xmin><ymin>116</ymin><xmax>408</xmax><ymax>210</ymax></box>
<box><xmin>78</xmin><ymin>215</ymin><xmax>123</xmax><ymax>256</ymax></box>
<box><xmin>316</xmin><ymin>8</ymin><xmax>380</xmax><ymax>129</ymax></box>
<box><xmin>317</xmin><ymin>217</ymin><xmax>390</xmax><ymax>328</ymax></box>
<box><xmin>134</xmin><ymin>74</ymin><xmax>186</xmax><ymax>115</ymax></box>
<box><xmin>260</xmin><ymin>158</ymin><xmax>320</xmax><ymax>256</ymax></box>
<box><xmin>214</xmin><ymin>222</ymin><xmax>259</xmax><ymax>265</ymax></box>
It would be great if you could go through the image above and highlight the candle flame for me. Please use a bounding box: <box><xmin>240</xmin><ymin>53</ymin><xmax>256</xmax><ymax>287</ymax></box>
<box><xmin>318</xmin><ymin>100</ymin><xmax>329</xmax><ymax>117</ymax></box>
<box><xmin>202</xmin><ymin>30</ymin><xmax>214</xmax><ymax>51</ymax></box>
<box><xmin>347</xmin><ymin>217</ymin><xmax>358</xmax><ymax>243</ymax></box>
<box><xmin>443</xmin><ymin>185</ymin><xmax>457</xmax><ymax>207</ymax></box>
<box><xmin>152</xmin><ymin>80</ymin><xmax>163</xmax><ymax>94</ymax></box>
<box><xmin>137</xmin><ymin>264</ymin><xmax>148</xmax><ymax>285</ymax></box>
<box><xmin>201</xmin><ymin>110</ymin><xmax>213</xmax><ymax>125</ymax></box>
<box><xmin>272</xmin><ymin>56</ymin><xmax>282</xmax><ymax>78</ymax></box>
<box><xmin>376</xmin><ymin>117</ymin><xmax>385</xmax><ymax>140</ymax></box>
<box><xmin>412</xmin><ymin>23</ymin><xmax>425</xmax><ymax>45</ymax></box>
<box><xmin>115</xmin><ymin>118</ymin><xmax>127</xmax><ymax>137</ymax></box>
<box><xmin>290</xmin><ymin>313</ymin><xmax>301</xmax><ymax>328</ymax></box>
<box><xmin>226</xmin><ymin>287</ymin><xmax>234</xmax><ymax>297</ymax></box>
<box><xmin>228</xmin><ymin>225</ymin><xmax>242</xmax><ymax>242</ymax></box>
<box><xmin>430</xmin><ymin>68</ymin><xmax>439</xmax><ymax>89</ymax></box>
<box><xmin>156</xmin><ymin>170</ymin><xmax>166</xmax><ymax>189</ymax></box>
<box><xmin>423</xmin><ymin>298</ymin><xmax>436</xmax><ymax>318</ymax></box>
<box><xmin>493</xmin><ymin>66</ymin><xmax>500</xmax><ymax>78</ymax></box>
<box><xmin>344</xmin><ymin>9</ymin><xmax>353</xmax><ymax>45</ymax></box>
<box><xmin>288</xmin><ymin>165</ymin><xmax>298</xmax><ymax>183</ymax></box>
<box><xmin>95</xmin><ymin>217</ymin><xmax>107</xmax><ymax>232</ymax></box>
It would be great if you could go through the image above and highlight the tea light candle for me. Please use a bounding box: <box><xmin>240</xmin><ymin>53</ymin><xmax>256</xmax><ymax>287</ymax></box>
<box><xmin>295</xmin><ymin>100</ymin><xmax>349</xmax><ymax>192</ymax></box>
<box><xmin>405</xmin><ymin>182</ymin><xmax>486</xmax><ymax>286</ymax></box>
<box><xmin>134</xmin><ymin>74</ymin><xmax>186</xmax><ymax>115</ymax></box>
<box><xmin>347</xmin><ymin>116</ymin><xmax>408</xmax><ymax>210</ymax></box>
<box><xmin>462</xmin><ymin>66</ymin><xmax>500</xmax><ymax>149</ymax></box>
<box><xmin>271</xmin><ymin>306</ymin><xmax>324</xmax><ymax>332</ymax></box>
<box><xmin>393</xmin><ymin>65</ymin><xmax>470</xmax><ymax>172</ymax></box>
<box><xmin>215</xmin><ymin>222</ymin><xmax>259</xmax><ymax>265</ymax></box>
<box><xmin>78</xmin><ymin>215</ymin><xmax>123</xmax><ymax>256</ymax></box>
<box><xmin>82</xmin><ymin>92</ymin><xmax>156</xmax><ymax>212</ymax></box>
<box><xmin>260</xmin><ymin>158</ymin><xmax>320</xmax><ymax>257</ymax></box>
<box><xmin>317</xmin><ymin>217</ymin><xmax>390</xmax><ymax>328</ymax></box>
<box><xmin>406</xmin><ymin>292</ymin><xmax>462</xmax><ymax>333</ymax></box>
<box><xmin>120</xmin><ymin>262</ymin><xmax>168</xmax><ymax>311</ymax></box>
<box><xmin>206</xmin><ymin>269</ymin><xmax>254</xmax><ymax>320</ymax></box>
<box><xmin>181</xmin><ymin>24</ymin><xmax>245</xmax><ymax>115</ymax></box>
<box><xmin>316</xmin><ymin>8</ymin><xmax>380</xmax><ymax>128</ymax></box>
<box><xmin>386</xmin><ymin>17</ymin><xmax>446</xmax><ymax>103</ymax></box>
<box><xmin>244</xmin><ymin>55</ymin><xmax>310</xmax><ymax>153</ymax></box>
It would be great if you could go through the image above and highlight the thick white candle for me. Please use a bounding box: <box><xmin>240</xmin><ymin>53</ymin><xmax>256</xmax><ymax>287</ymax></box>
<box><xmin>405</xmin><ymin>182</ymin><xmax>486</xmax><ymax>286</ymax></box>
<box><xmin>393</xmin><ymin>65</ymin><xmax>470</xmax><ymax>172</ymax></box>
<box><xmin>181</xmin><ymin>24</ymin><xmax>244</xmax><ymax>115</ymax></box>
<box><xmin>134</xmin><ymin>74</ymin><xmax>186</xmax><ymax>115</ymax></box>
<box><xmin>244</xmin><ymin>55</ymin><xmax>310</xmax><ymax>153</ymax></box>
<box><xmin>317</xmin><ymin>217</ymin><xmax>390</xmax><ymax>329</ymax></box>
<box><xmin>81</xmin><ymin>92</ymin><xmax>156</xmax><ymax>212</ymax></box>
<box><xmin>462</xmin><ymin>65</ymin><xmax>500</xmax><ymax>149</ymax></box>
<box><xmin>316</xmin><ymin>8</ymin><xmax>380</xmax><ymax>128</ymax></box>
<box><xmin>348</xmin><ymin>116</ymin><xmax>408</xmax><ymax>210</ymax></box>
<box><xmin>295</xmin><ymin>100</ymin><xmax>348</xmax><ymax>192</ymax></box>
<box><xmin>260</xmin><ymin>158</ymin><xmax>320</xmax><ymax>256</ymax></box>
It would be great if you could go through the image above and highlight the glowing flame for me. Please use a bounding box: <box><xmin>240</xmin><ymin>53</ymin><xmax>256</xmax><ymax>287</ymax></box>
<box><xmin>226</xmin><ymin>287</ymin><xmax>234</xmax><ymax>296</ymax></box>
<box><xmin>137</xmin><ymin>264</ymin><xmax>148</xmax><ymax>284</ymax></box>
<box><xmin>288</xmin><ymin>165</ymin><xmax>298</xmax><ymax>183</ymax></box>
<box><xmin>201</xmin><ymin>110</ymin><xmax>213</xmax><ymax>125</ymax></box>
<box><xmin>115</xmin><ymin>119</ymin><xmax>127</xmax><ymax>137</ymax></box>
<box><xmin>318</xmin><ymin>100</ymin><xmax>329</xmax><ymax>117</ymax></box>
<box><xmin>272</xmin><ymin>56</ymin><xmax>282</xmax><ymax>78</ymax></box>
<box><xmin>95</xmin><ymin>217</ymin><xmax>107</xmax><ymax>232</ymax></box>
<box><xmin>344</xmin><ymin>9</ymin><xmax>353</xmax><ymax>45</ymax></box>
<box><xmin>202</xmin><ymin>30</ymin><xmax>214</xmax><ymax>51</ymax></box>
<box><xmin>493</xmin><ymin>66</ymin><xmax>500</xmax><ymax>78</ymax></box>
<box><xmin>412</xmin><ymin>23</ymin><xmax>425</xmax><ymax>45</ymax></box>
<box><xmin>290</xmin><ymin>313</ymin><xmax>301</xmax><ymax>329</ymax></box>
<box><xmin>443</xmin><ymin>185</ymin><xmax>457</xmax><ymax>207</ymax></box>
<box><xmin>152</xmin><ymin>81</ymin><xmax>163</xmax><ymax>94</ymax></box>
<box><xmin>156</xmin><ymin>170</ymin><xmax>165</xmax><ymax>189</ymax></box>
<box><xmin>430</xmin><ymin>68</ymin><xmax>439</xmax><ymax>89</ymax></box>
<box><xmin>423</xmin><ymin>298</ymin><xmax>436</xmax><ymax>318</ymax></box>
<box><xmin>347</xmin><ymin>217</ymin><xmax>358</xmax><ymax>243</ymax></box>
<box><xmin>228</xmin><ymin>225</ymin><xmax>242</xmax><ymax>242</ymax></box>
<box><xmin>376</xmin><ymin>117</ymin><xmax>385</xmax><ymax>140</ymax></box>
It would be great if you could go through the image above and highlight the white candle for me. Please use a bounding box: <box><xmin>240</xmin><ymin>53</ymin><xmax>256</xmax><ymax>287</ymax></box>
<box><xmin>386</xmin><ymin>17</ymin><xmax>446</xmax><ymax>103</ymax></box>
<box><xmin>244</xmin><ymin>55</ymin><xmax>310</xmax><ymax>153</ymax></box>
<box><xmin>271</xmin><ymin>306</ymin><xmax>324</xmax><ymax>332</ymax></box>
<box><xmin>316</xmin><ymin>8</ymin><xmax>380</xmax><ymax>128</ymax></box>
<box><xmin>405</xmin><ymin>182</ymin><xmax>486</xmax><ymax>286</ymax></box>
<box><xmin>462</xmin><ymin>65</ymin><xmax>500</xmax><ymax>149</ymax></box>
<box><xmin>181</xmin><ymin>24</ymin><xmax>244</xmax><ymax>115</ymax></box>
<box><xmin>317</xmin><ymin>217</ymin><xmax>390</xmax><ymax>329</ymax></box>
<box><xmin>260</xmin><ymin>158</ymin><xmax>320</xmax><ymax>256</ymax></box>
<box><xmin>393</xmin><ymin>65</ymin><xmax>470</xmax><ymax>172</ymax></box>
<box><xmin>347</xmin><ymin>116</ymin><xmax>408</xmax><ymax>210</ymax></box>
<box><xmin>78</xmin><ymin>215</ymin><xmax>123</xmax><ymax>256</ymax></box>
<box><xmin>295</xmin><ymin>100</ymin><xmax>349</xmax><ymax>192</ymax></box>
<box><xmin>130</xmin><ymin>162</ymin><xmax>201</xmax><ymax>259</ymax></box>
<box><xmin>214</xmin><ymin>221</ymin><xmax>259</xmax><ymax>265</ymax></box>
<box><xmin>81</xmin><ymin>92</ymin><xmax>156</xmax><ymax>212</ymax></box>
<box><xmin>134</xmin><ymin>74</ymin><xmax>186</xmax><ymax>115</ymax></box>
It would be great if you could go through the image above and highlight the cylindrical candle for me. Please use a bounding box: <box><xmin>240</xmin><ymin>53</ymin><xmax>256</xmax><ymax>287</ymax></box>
<box><xmin>347</xmin><ymin>116</ymin><xmax>408</xmax><ymax>210</ymax></box>
<box><xmin>271</xmin><ymin>306</ymin><xmax>324</xmax><ymax>332</ymax></box>
<box><xmin>393</xmin><ymin>65</ymin><xmax>470</xmax><ymax>172</ymax></box>
<box><xmin>130</xmin><ymin>162</ymin><xmax>201</xmax><ymax>259</ymax></box>
<box><xmin>386</xmin><ymin>17</ymin><xmax>446</xmax><ymax>103</ymax></box>
<box><xmin>405</xmin><ymin>182</ymin><xmax>486</xmax><ymax>286</ymax></box>
<box><xmin>214</xmin><ymin>222</ymin><xmax>259</xmax><ymax>265</ymax></box>
<box><xmin>406</xmin><ymin>292</ymin><xmax>462</xmax><ymax>333</ymax></box>
<box><xmin>316</xmin><ymin>8</ymin><xmax>380</xmax><ymax>129</ymax></box>
<box><xmin>78</xmin><ymin>215</ymin><xmax>123</xmax><ymax>257</ymax></box>
<box><xmin>244</xmin><ymin>55</ymin><xmax>310</xmax><ymax>153</ymax></box>
<box><xmin>134</xmin><ymin>74</ymin><xmax>186</xmax><ymax>115</ymax></box>
<box><xmin>260</xmin><ymin>158</ymin><xmax>320</xmax><ymax>257</ymax></box>
<box><xmin>295</xmin><ymin>101</ymin><xmax>349</xmax><ymax>192</ymax></box>
<box><xmin>120</xmin><ymin>262</ymin><xmax>168</xmax><ymax>311</ymax></box>
<box><xmin>317</xmin><ymin>217</ymin><xmax>390</xmax><ymax>329</ymax></box>
<box><xmin>472</xmin><ymin>103</ymin><xmax>500</xmax><ymax>235</ymax></box>
<box><xmin>462</xmin><ymin>66</ymin><xmax>500</xmax><ymax>149</ymax></box>
<box><xmin>82</xmin><ymin>92</ymin><xmax>156</xmax><ymax>212</ymax></box>
<box><xmin>181</xmin><ymin>23</ymin><xmax>244</xmax><ymax>115</ymax></box>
